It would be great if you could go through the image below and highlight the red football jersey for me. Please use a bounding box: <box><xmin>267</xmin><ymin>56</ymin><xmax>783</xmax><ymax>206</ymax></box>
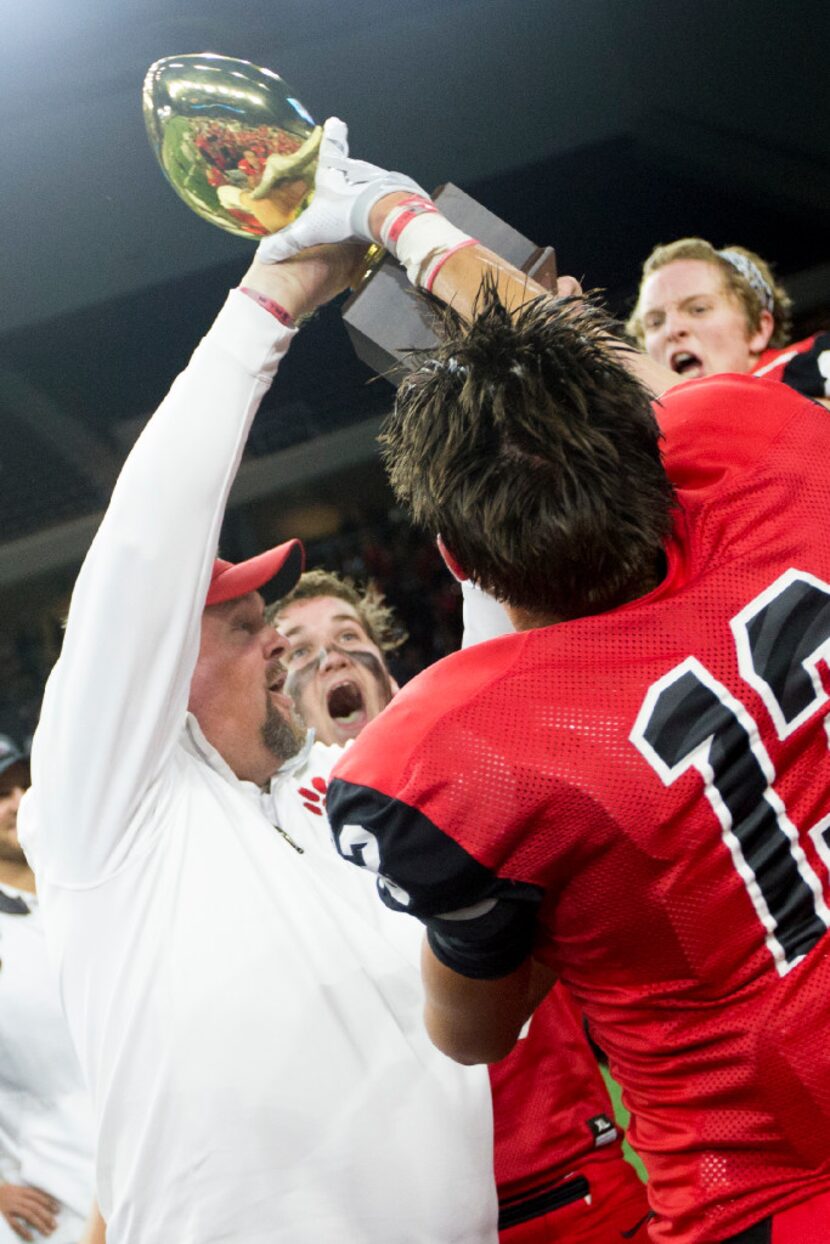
<box><xmin>490</xmin><ymin>983</ymin><xmax>632</xmax><ymax>1206</ymax></box>
<box><xmin>492</xmin><ymin>982</ymin><xmax>650</xmax><ymax>1238</ymax></box>
<box><xmin>329</xmin><ymin>375</ymin><xmax>830</xmax><ymax>1242</ymax></box>
<box><xmin>752</xmin><ymin>332</ymin><xmax>830</xmax><ymax>400</ymax></box>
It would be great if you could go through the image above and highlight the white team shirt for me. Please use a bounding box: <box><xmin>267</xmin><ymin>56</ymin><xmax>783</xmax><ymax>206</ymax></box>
<box><xmin>269</xmin><ymin>737</ymin><xmax>426</xmax><ymax>960</ymax></box>
<box><xmin>0</xmin><ymin>886</ymin><xmax>94</xmax><ymax>1244</ymax></box>
<box><xmin>19</xmin><ymin>294</ymin><xmax>496</xmax><ymax>1244</ymax></box>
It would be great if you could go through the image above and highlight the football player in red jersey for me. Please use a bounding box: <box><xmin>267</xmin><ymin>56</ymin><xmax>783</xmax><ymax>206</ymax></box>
<box><xmin>271</xmin><ymin>569</ymin><xmax>649</xmax><ymax>1242</ymax></box>
<box><xmin>257</xmin><ymin>120</ymin><xmax>830</xmax><ymax>1243</ymax></box>
<box><xmin>627</xmin><ymin>237</ymin><xmax>830</xmax><ymax>409</ymax></box>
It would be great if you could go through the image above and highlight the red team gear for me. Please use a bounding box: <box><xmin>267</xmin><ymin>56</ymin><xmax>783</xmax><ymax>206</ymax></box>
<box><xmin>498</xmin><ymin>1153</ymin><xmax>650</xmax><ymax>1244</ymax></box>
<box><xmin>328</xmin><ymin>374</ymin><xmax>830</xmax><ymax>1243</ymax></box>
<box><xmin>491</xmin><ymin>984</ymin><xmax>648</xmax><ymax>1241</ymax></box>
<box><xmin>752</xmin><ymin>332</ymin><xmax>830</xmax><ymax>400</ymax></box>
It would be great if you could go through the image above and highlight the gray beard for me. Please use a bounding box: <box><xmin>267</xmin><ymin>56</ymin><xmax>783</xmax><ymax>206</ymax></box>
<box><xmin>0</xmin><ymin>835</ymin><xmax>27</xmax><ymax>867</ymax></box>
<box><xmin>261</xmin><ymin>697</ymin><xmax>305</xmax><ymax>764</ymax></box>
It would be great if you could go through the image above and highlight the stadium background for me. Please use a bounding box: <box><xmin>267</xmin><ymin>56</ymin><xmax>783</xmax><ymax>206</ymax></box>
<box><xmin>1</xmin><ymin>0</ymin><xmax>828</xmax><ymax>740</ymax></box>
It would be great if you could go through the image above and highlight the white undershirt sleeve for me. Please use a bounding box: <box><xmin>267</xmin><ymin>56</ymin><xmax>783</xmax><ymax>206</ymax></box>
<box><xmin>460</xmin><ymin>580</ymin><xmax>514</xmax><ymax>647</ymax></box>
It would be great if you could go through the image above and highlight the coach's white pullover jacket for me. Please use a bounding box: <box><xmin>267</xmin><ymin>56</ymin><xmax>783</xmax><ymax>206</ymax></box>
<box><xmin>20</xmin><ymin>292</ymin><xmax>496</xmax><ymax>1244</ymax></box>
<box><xmin>269</xmin><ymin>737</ymin><xmax>429</xmax><ymax>960</ymax></box>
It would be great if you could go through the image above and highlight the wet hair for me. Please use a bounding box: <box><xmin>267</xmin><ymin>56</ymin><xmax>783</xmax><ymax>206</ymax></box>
<box><xmin>268</xmin><ymin>568</ymin><xmax>407</xmax><ymax>652</ymax></box>
<box><xmin>381</xmin><ymin>280</ymin><xmax>675</xmax><ymax>621</ymax></box>
<box><xmin>627</xmin><ymin>237</ymin><xmax>792</xmax><ymax>348</ymax></box>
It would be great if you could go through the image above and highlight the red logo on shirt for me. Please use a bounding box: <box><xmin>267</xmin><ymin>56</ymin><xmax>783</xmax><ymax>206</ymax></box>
<box><xmin>298</xmin><ymin>776</ymin><xmax>328</xmax><ymax>816</ymax></box>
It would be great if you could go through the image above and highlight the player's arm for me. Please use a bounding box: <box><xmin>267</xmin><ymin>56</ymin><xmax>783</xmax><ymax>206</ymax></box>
<box><xmin>422</xmin><ymin>942</ymin><xmax>556</xmax><ymax>1064</ymax></box>
<box><xmin>361</xmin><ymin>194</ymin><xmax>680</xmax><ymax>399</ymax></box>
<box><xmin>23</xmin><ymin>246</ymin><xmax>360</xmax><ymax>884</ymax></box>
<box><xmin>257</xmin><ymin>119</ymin><xmax>681</xmax><ymax>401</ymax></box>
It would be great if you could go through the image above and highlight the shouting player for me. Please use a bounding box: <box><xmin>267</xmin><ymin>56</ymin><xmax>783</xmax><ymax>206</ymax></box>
<box><xmin>627</xmin><ymin>237</ymin><xmax>830</xmax><ymax>407</ymax></box>
<box><xmin>273</xmin><ymin>569</ymin><xmax>400</xmax><ymax>746</ymax></box>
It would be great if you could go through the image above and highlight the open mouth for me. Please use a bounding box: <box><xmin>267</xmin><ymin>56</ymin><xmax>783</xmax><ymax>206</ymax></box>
<box><xmin>326</xmin><ymin>680</ymin><xmax>366</xmax><ymax>729</ymax></box>
<box><xmin>267</xmin><ymin>666</ymin><xmax>295</xmax><ymax>714</ymax></box>
<box><xmin>670</xmin><ymin>350</ymin><xmax>704</xmax><ymax>378</ymax></box>
<box><xmin>268</xmin><ymin>667</ymin><xmax>287</xmax><ymax>695</ymax></box>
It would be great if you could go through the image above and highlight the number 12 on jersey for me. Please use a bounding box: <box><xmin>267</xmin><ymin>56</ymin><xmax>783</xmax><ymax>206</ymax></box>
<box><xmin>632</xmin><ymin>569</ymin><xmax>830</xmax><ymax>975</ymax></box>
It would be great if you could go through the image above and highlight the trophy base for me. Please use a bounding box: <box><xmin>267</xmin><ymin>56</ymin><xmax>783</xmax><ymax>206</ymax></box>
<box><xmin>342</xmin><ymin>183</ymin><xmax>556</xmax><ymax>386</ymax></box>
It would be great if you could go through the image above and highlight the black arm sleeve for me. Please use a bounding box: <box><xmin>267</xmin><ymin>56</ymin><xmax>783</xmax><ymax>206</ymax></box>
<box><xmin>327</xmin><ymin>777</ymin><xmax>544</xmax><ymax>979</ymax></box>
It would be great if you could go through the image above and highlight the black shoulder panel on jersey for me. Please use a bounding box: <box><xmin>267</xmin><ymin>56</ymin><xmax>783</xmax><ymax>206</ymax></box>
<box><xmin>326</xmin><ymin>776</ymin><xmax>544</xmax><ymax>979</ymax></box>
<box><xmin>782</xmin><ymin>333</ymin><xmax>830</xmax><ymax>400</ymax></box>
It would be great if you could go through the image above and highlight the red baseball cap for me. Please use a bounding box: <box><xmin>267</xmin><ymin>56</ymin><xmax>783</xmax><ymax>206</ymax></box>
<box><xmin>206</xmin><ymin>539</ymin><xmax>304</xmax><ymax>607</ymax></box>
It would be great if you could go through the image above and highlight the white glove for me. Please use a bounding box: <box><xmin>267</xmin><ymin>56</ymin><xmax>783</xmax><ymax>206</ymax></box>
<box><xmin>255</xmin><ymin>117</ymin><xmax>426</xmax><ymax>262</ymax></box>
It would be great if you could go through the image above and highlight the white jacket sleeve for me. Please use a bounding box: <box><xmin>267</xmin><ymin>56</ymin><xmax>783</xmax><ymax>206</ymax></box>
<box><xmin>460</xmin><ymin>580</ymin><xmax>514</xmax><ymax>647</ymax></box>
<box><xmin>20</xmin><ymin>291</ymin><xmax>295</xmax><ymax>885</ymax></box>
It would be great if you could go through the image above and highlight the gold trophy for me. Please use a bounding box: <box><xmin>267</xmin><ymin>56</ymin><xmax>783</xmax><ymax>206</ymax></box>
<box><xmin>143</xmin><ymin>53</ymin><xmax>322</xmax><ymax>239</ymax></box>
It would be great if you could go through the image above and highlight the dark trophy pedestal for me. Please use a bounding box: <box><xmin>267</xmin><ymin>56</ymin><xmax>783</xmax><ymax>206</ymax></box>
<box><xmin>342</xmin><ymin>184</ymin><xmax>557</xmax><ymax>386</ymax></box>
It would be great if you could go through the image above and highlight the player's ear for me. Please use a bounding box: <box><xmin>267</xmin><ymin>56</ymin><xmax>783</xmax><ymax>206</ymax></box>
<box><xmin>436</xmin><ymin>535</ymin><xmax>469</xmax><ymax>583</ymax></box>
<box><xmin>556</xmin><ymin>275</ymin><xmax>582</xmax><ymax>298</ymax></box>
<box><xmin>749</xmin><ymin>308</ymin><xmax>775</xmax><ymax>355</ymax></box>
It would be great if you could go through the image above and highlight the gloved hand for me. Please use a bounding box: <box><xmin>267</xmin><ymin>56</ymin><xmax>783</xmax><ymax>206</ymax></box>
<box><xmin>256</xmin><ymin>116</ymin><xmax>426</xmax><ymax>262</ymax></box>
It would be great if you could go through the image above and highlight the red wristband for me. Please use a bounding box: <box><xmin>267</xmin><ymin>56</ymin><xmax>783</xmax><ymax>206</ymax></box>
<box><xmin>422</xmin><ymin>238</ymin><xmax>479</xmax><ymax>292</ymax></box>
<box><xmin>379</xmin><ymin>196</ymin><xmax>438</xmax><ymax>250</ymax></box>
<box><xmin>238</xmin><ymin>287</ymin><xmax>295</xmax><ymax>328</ymax></box>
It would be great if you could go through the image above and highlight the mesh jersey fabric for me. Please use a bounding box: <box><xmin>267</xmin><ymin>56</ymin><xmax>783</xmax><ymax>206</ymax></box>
<box><xmin>328</xmin><ymin>374</ymin><xmax>830</xmax><ymax>1243</ymax></box>
<box><xmin>752</xmin><ymin>332</ymin><xmax>830</xmax><ymax>399</ymax></box>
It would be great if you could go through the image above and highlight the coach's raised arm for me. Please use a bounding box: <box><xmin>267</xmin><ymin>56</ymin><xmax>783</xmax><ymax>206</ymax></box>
<box><xmin>22</xmin><ymin>244</ymin><xmax>359</xmax><ymax>886</ymax></box>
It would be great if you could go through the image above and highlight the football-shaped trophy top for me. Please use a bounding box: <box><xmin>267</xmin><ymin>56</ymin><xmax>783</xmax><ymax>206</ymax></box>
<box><xmin>143</xmin><ymin>53</ymin><xmax>321</xmax><ymax>239</ymax></box>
